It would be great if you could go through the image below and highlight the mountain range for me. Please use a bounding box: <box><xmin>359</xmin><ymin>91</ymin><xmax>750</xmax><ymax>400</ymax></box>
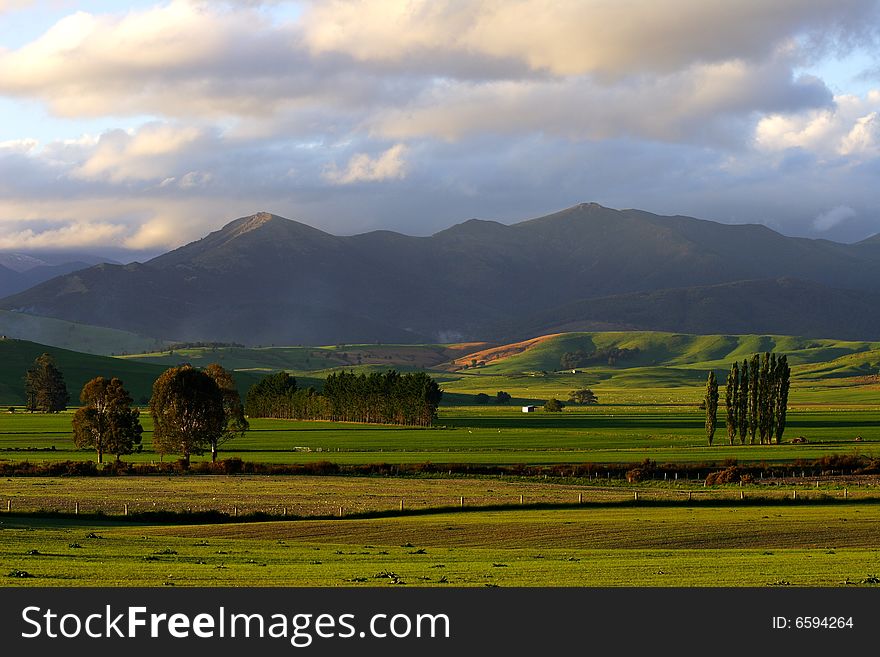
<box><xmin>0</xmin><ymin>251</ymin><xmax>117</xmax><ymax>298</ymax></box>
<box><xmin>2</xmin><ymin>203</ymin><xmax>880</xmax><ymax>344</ymax></box>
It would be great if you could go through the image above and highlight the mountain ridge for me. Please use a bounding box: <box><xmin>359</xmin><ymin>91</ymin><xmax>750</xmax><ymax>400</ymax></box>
<box><xmin>3</xmin><ymin>203</ymin><xmax>880</xmax><ymax>344</ymax></box>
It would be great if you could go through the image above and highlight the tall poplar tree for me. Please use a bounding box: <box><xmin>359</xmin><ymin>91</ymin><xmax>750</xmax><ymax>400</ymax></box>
<box><xmin>737</xmin><ymin>359</ymin><xmax>749</xmax><ymax>444</ymax></box>
<box><xmin>725</xmin><ymin>363</ymin><xmax>739</xmax><ymax>445</ymax></box>
<box><xmin>773</xmin><ymin>355</ymin><xmax>791</xmax><ymax>444</ymax></box>
<box><xmin>705</xmin><ymin>371</ymin><xmax>719</xmax><ymax>446</ymax></box>
<box><xmin>748</xmin><ymin>354</ymin><xmax>759</xmax><ymax>444</ymax></box>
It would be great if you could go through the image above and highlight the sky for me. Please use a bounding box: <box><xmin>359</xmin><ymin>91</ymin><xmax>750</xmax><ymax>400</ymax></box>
<box><xmin>0</xmin><ymin>0</ymin><xmax>879</xmax><ymax>259</ymax></box>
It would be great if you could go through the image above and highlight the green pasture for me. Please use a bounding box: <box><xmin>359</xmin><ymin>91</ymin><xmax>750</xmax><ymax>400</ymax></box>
<box><xmin>3</xmin><ymin>503</ymin><xmax>880</xmax><ymax>586</ymax></box>
<box><xmin>1</xmin><ymin>406</ymin><xmax>879</xmax><ymax>466</ymax></box>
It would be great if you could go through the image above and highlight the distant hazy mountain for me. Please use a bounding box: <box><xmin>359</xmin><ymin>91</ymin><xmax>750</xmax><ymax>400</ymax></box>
<box><xmin>3</xmin><ymin>204</ymin><xmax>880</xmax><ymax>343</ymax></box>
<box><xmin>0</xmin><ymin>251</ymin><xmax>118</xmax><ymax>298</ymax></box>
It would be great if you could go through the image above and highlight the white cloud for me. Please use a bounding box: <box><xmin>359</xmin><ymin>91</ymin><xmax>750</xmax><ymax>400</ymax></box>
<box><xmin>72</xmin><ymin>123</ymin><xmax>211</xmax><ymax>182</ymax></box>
<box><xmin>814</xmin><ymin>205</ymin><xmax>857</xmax><ymax>231</ymax></box>
<box><xmin>755</xmin><ymin>91</ymin><xmax>880</xmax><ymax>157</ymax></box>
<box><xmin>0</xmin><ymin>138</ymin><xmax>38</xmax><ymax>153</ymax></box>
<box><xmin>0</xmin><ymin>0</ymin><xmax>879</xmax><ymax>251</ymax></box>
<box><xmin>301</xmin><ymin>0</ymin><xmax>877</xmax><ymax>78</ymax></box>
<box><xmin>0</xmin><ymin>221</ymin><xmax>126</xmax><ymax>249</ymax></box>
<box><xmin>0</xmin><ymin>0</ymin><xmax>31</xmax><ymax>15</ymax></box>
<box><xmin>323</xmin><ymin>144</ymin><xmax>408</xmax><ymax>184</ymax></box>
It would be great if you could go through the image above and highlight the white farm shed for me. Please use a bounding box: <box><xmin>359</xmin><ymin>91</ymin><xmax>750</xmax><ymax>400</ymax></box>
<box><xmin>522</xmin><ymin>405</ymin><xmax>536</xmax><ymax>413</ymax></box>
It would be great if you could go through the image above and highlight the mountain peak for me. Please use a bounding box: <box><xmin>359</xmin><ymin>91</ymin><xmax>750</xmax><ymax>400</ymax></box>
<box><xmin>225</xmin><ymin>212</ymin><xmax>283</xmax><ymax>237</ymax></box>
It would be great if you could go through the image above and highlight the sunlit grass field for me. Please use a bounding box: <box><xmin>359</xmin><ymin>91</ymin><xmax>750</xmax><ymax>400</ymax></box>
<box><xmin>3</xmin><ymin>504</ymin><xmax>880</xmax><ymax>587</ymax></box>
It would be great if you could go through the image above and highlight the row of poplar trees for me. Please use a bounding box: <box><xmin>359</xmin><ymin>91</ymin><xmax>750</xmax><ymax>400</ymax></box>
<box><xmin>246</xmin><ymin>369</ymin><xmax>443</xmax><ymax>426</ymax></box>
<box><xmin>705</xmin><ymin>352</ymin><xmax>791</xmax><ymax>445</ymax></box>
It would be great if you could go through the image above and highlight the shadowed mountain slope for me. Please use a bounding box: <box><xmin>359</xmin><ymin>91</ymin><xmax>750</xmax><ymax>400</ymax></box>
<box><xmin>3</xmin><ymin>205</ymin><xmax>880</xmax><ymax>343</ymax></box>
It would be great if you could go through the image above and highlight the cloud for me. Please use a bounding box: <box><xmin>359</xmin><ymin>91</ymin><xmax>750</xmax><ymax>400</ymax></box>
<box><xmin>72</xmin><ymin>123</ymin><xmax>212</xmax><ymax>182</ymax></box>
<box><xmin>301</xmin><ymin>0</ymin><xmax>878</xmax><ymax>78</ymax></box>
<box><xmin>755</xmin><ymin>90</ymin><xmax>880</xmax><ymax>157</ymax></box>
<box><xmin>0</xmin><ymin>0</ymin><xmax>31</xmax><ymax>15</ymax></box>
<box><xmin>0</xmin><ymin>220</ymin><xmax>126</xmax><ymax>249</ymax></box>
<box><xmin>0</xmin><ymin>0</ymin><xmax>879</xmax><ymax>253</ymax></box>
<box><xmin>371</xmin><ymin>58</ymin><xmax>832</xmax><ymax>145</ymax></box>
<box><xmin>323</xmin><ymin>144</ymin><xmax>408</xmax><ymax>184</ymax></box>
<box><xmin>814</xmin><ymin>205</ymin><xmax>857</xmax><ymax>231</ymax></box>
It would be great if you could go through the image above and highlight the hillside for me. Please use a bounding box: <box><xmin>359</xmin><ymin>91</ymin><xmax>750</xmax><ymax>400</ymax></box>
<box><xmin>0</xmin><ymin>310</ymin><xmax>164</xmax><ymax>355</ymax></box>
<box><xmin>451</xmin><ymin>331</ymin><xmax>880</xmax><ymax>378</ymax></box>
<box><xmin>3</xmin><ymin>204</ymin><xmax>880</xmax><ymax>343</ymax></box>
<box><xmin>0</xmin><ymin>339</ymin><xmax>261</xmax><ymax>405</ymax></box>
<box><xmin>513</xmin><ymin>278</ymin><xmax>880</xmax><ymax>341</ymax></box>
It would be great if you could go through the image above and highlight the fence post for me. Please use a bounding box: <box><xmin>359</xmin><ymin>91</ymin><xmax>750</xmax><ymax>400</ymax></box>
<box><xmin>634</xmin><ymin>492</ymin><xmax>639</xmax><ymax>501</ymax></box>
<box><xmin>460</xmin><ymin>496</ymin><xmax>464</xmax><ymax>508</ymax></box>
<box><xmin>578</xmin><ymin>492</ymin><xmax>583</xmax><ymax>504</ymax></box>
<box><xmin>6</xmin><ymin>499</ymin><xmax>10</xmax><ymax>512</ymax></box>
<box><xmin>124</xmin><ymin>503</ymin><xmax>128</xmax><ymax>516</ymax></box>
<box><xmin>339</xmin><ymin>506</ymin><xmax>343</xmax><ymax>517</ymax></box>
<box><xmin>74</xmin><ymin>501</ymin><xmax>79</xmax><ymax>515</ymax></box>
<box><xmin>400</xmin><ymin>499</ymin><xmax>404</xmax><ymax>511</ymax></box>
<box><xmin>520</xmin><ymin>494</ymin><xmax>524</xmax><ymax>505</ymax></box>
<box><xmin>687</xmin><ymin>492</ymin><xmax>692</xmax><ymax>501</ymax></box>
<box><xmin>233</xmin><ymin>506</ymin><xmax>238</xmax><ymax>517</ymax></box>
<box><xmin>844</xmin><ymin>489</ymin><xmax>848</xmax><ymax>499</ymax></box>
<box><xmin>740</xmin><ymin>491</ymin><xmax>744</xmax><ymax>500</ymax></box>
<box><xmin>283</xmin><ymin>507</ymin><xmax>287</xmax><ymax>517</ymax></box>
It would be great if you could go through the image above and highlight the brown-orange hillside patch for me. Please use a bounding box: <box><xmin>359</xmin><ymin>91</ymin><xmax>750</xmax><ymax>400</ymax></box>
<box><xmin>451</xmin><ymin>334</ymin><xmax>564</xmax><ymax>368</ymax></box>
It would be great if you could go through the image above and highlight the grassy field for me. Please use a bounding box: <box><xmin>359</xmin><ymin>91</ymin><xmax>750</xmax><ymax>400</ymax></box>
<box><xmin>3</xmin><ymin>330</ymin><xmax>880</xmax><ymax>588</ymax></box>
<box><xmin>3</xmin><ymin>503</ymin><xmax>880</xmax><ymax>586</ymax></box>
<box><xmin>2</xmin><ymin>474</ymin><xmax>874</xmax><ymax>516</ymax></box>
<box><xmin>2</xmin><ymin>406</ymin><xmax>878</xmax><ymax>465</ymax></box>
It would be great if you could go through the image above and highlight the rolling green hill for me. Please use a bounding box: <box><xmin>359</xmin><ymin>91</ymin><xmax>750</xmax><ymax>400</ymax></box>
<box><xmin>0</xmin><ymin>338</ymin><xmax>261</xmax><ymax>405</ymax></box>
<box><xmin>452</xmin><ymin>331</ymin><xmax>880</xmax><ymax>378</ymax></box>
<box><xmin>0</xmin><ymin>310</ymin><xmax>164</xmax><ymax>355</ymax></box>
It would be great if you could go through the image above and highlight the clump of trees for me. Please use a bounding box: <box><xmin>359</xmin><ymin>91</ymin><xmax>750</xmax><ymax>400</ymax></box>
<box><xmin>150</xmin><ymin>364</ymin><xmax>247</xmax><ymax>466</ymax></box>
<box><xmin>24</xmin><ymin>353</ymin><xmax>69</xmax><ymax>412</ymax></box>
<box><xmin>561</xmin><ymin>346</ymin><xmax>639</xmax><ymax>369</ymax></box>
<box><xmin>495</xmin><ymin>391</ymin><xmax>512</xmax><ymax>404</ymax></box>
<box><xmin>568</xmin><ymin>388</ymin><xmax>598</xmax><ymax>405</ymax></box>
<box><xmin>711</xmin><ymin>352</ymin><xmax>791</xmax><ymax>445</ymax></box>
<box><xmin>544</xmin><ymin>398</ymin><xmax>564</xmax><ymax>412</ymax></box>
<box><xmin>72</xmin><ymin>377</ymin><xmax>142</xmax><ymax>463</ymax></box>
<box><xmin>246</xmin><ymin>370</ymin><xmax>443</xmax><ymax>427</ymax></box>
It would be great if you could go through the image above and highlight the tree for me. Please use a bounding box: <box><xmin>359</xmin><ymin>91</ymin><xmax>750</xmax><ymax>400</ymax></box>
<box><xmin>204</xmin><ymin>363</ymin><xmax>249</xmax><ymax>462</ymax></box>
<box><xmin>737</xmin><ymin>359</ymin><xmax>749</xmax><ymax>444</ymax></box>
<box><xmin>725</xmin><ymin>363</ymin><xmax>738</xmax><ymax>445</ymax></box>
<box><xmin>72</xmin><ymin>377</ymin><xmax>142</xmax><ymax>463</ymax></box>
<box><xmin>495</xmin><ymin>391</ymin><xmax>512</xmax><ymax>405</ymax></box>
<box><xmin>773</xmin><ymin>355</ymin><xmax>791</xmax><ymax>444</ymax></box>
<box><xmin>568</xmin><ymin>388</ymin><xmax>599</xmax><ymax>405</ymax></box>
<box><xmin>704</xmin><ymin>371</ymin><xmax>719</xmax><ymax>445</ymax></box>
<box><xmin>149</xmin><ymin>365</ymin><xmax>225</xmax><ymax>467</ymax></box>
<box><xmin>245</xmin><ymin>371</ymin><xmax>298</xmax><ymax>418</ymax></box>
<box><xmin>473</xmin><ymin>393</ymin><xmax>490</xmax><ymax>404</ymax></box>
<box><xmin>544</xmin><ymin>398</ymin><xmax>564</xmax><ymax>412</ymax></box>
<box><xmin>24</xmin><ymin>353</ymin><xmax>69</xmax><ymax>412</ymax></box>
<box><xmin>747</xmin><ymin>354</ymin><xmax>759</xmax><ymax>444</ymax></box>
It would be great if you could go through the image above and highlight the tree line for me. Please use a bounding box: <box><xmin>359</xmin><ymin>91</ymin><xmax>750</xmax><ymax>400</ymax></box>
<box><xmin>245</xmin><ymin>369</ymin><xmax>442</xmax><ymax>426</ymax></box>
<box><xmin>704</xmin><ymin>352</ymin><xmax>791</xmax><ymax>445</ymax></box>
